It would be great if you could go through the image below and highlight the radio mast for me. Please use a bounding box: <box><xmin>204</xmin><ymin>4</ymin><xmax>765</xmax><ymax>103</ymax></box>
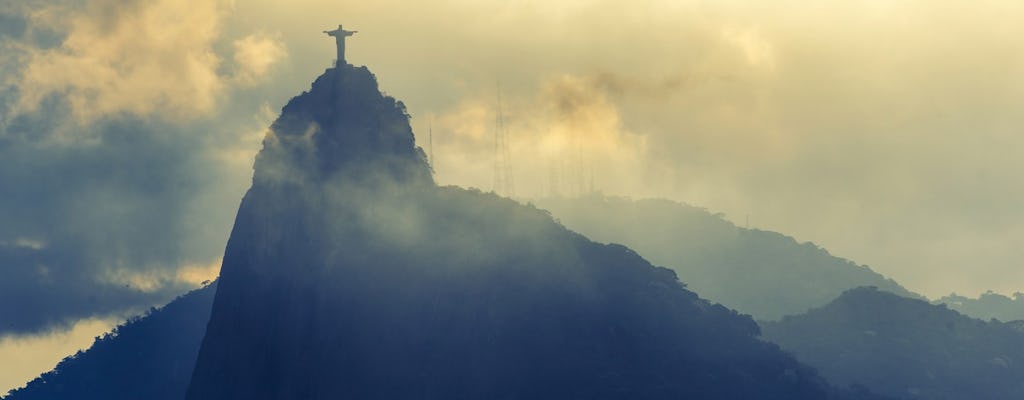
<box><xmin>428</xmin><ymin>118</ymin><xmax>435</xmax><ymax>170</ymax></box>
<box><xmin>493</xmin><ymin>83</ymin><xmax>514</xmax><ymax>197</ymax></box>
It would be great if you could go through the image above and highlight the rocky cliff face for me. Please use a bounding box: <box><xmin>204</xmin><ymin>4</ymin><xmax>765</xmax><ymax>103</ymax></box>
<box><xmin>185</xmin><ymin>64</ymin><xmax>874</xmax><ymax>400</ymax></box>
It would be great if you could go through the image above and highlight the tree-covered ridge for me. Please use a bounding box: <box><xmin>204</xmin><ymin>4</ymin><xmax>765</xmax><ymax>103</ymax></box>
<box><xmin>533</xmin><ymin>195</ymin><xmax>919</xmax><ymax>321</ymax></box>
<box><xmin>935</xmin><ymin>291</ymin><xmax>1024</xmax><ymax>322</ymax></box>
<box><xmin>762</xmin><ymin>287</ymin><xmax>1024</xmax><ymax>400</ymax></box>
<box><xmin>3</xmin><ymin>283</ymin><xmax>216</xmax><ymax>400</ymax></box>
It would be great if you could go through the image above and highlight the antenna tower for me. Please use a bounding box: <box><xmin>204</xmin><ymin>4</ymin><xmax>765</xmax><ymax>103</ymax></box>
<box><xmin>428</xmin><ymin>119</ymin><xmax>435</xmax><ymax>170</ymax></box>
<box><xmin>493</xmin><ymin>83</ymin><xmax>514</xmax><ymax>197</ymax></box>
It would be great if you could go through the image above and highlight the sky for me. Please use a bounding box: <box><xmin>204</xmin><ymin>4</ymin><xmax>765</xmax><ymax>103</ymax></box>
<box><xmin>3</xmin><ymin>0</ymin><xmax>1024</xmax><ymax>392</ymax></box>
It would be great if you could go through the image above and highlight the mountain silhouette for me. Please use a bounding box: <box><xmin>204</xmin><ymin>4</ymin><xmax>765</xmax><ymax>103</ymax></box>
<box><xmin>3</xmin><ymin>283</ymin><xmax>215</xmax><ymax>400</ymax></box>
<box><xmin>762</xmin><ymin>286</ymin><xmax>1024</xmax><ymax>400</ymax></box>
<box><xmin>533</xmin><ymin>195</ymin><xmax>919</xmax><ymax>320</ymax></box>
<box><xmin>182</xmin><ymin>63</ymin><xmax>879</xmax><ymax>399</ymax></box>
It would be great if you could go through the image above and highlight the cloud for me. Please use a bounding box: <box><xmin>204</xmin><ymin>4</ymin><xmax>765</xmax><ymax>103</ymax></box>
<box><xmin>427</xmin><ymin>73</ymin><xmax>649</xmax><ymax>198</ymax></box>
<box><xmin>0</xmin><ymin>115</ymin><xmax>207</xmax><ymax>334</ymax></box>
<box><xmin>5</xmin><ymin>0</ymin><xmax>1024</xmax><ymax>388</ymax></box>
<box><xmin>0</xmin><ymin>0</ymin><xmax>274</xmax><ymax>336</ymax></box>
<box><xmin>4</xmin><ymin>0</ymin><xmax>1024</xmax><ymax>345</ymax></box>
<box><xmin>231</xmin><ymin>33</ymin><xmax>288</xmax><ymax>86</ymax></box>
<box><xmin>10</xmin><ymin>0</ymin><xmax>229</xmax><ymax>123</ymax></box>
<box><xmin>334</xmin><ymin>0</ymin><xmax>1024</xmax><ymax>297</ymax></box>
<box><xmin>0</xmin><ymin>92</ymin><xmax>267</xmax><ymax>336</ymax></box>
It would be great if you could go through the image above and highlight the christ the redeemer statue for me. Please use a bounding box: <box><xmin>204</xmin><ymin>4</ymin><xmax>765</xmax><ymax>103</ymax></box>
<box><xmin>324</xmin><ymin>24</ymin><xmax>357</xmax><ymax>65</ymax></box>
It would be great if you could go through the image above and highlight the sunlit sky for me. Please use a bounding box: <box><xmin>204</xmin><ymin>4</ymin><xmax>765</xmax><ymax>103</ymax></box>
<box><xmin>3</xmin><ymin>0</ymin><xmax>1024</xmax><ymax>392</ymax></box>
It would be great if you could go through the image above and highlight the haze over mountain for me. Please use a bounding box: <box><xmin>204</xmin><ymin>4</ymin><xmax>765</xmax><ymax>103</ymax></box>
<box><xmin>4</xmin><ymin>2</ymin><xmax>1024</xmax><ymax>398</ymax></box>
<box><xmin>8</xmin><ymin>4</ymin><xmax>1024</xmax><ymax>378</ymax></box>
<box><xmin>184</xmin><ymin>63</ymin><xmax>881</xmax><ymax>399</ymax></box>
<box><xmin>762</xmin><ymin>287</ymin><xmax>1024</xmax><ymax>400</ymax></box>
<box><xmin>2</xmin><ymin>64</ymin><xmax>894</xmax><ymax>399</ymax></box>
<box><xmin>534</xmin><ymin>196</ymin><xmax>918</xmax><ymax>320</ymax></box>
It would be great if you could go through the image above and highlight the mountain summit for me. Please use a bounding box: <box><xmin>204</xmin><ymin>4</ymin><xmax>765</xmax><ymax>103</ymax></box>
<box><xmin>185</xmin><ymin>64</ymin><xmax>877</xmax><ymax>399</ymax></box>
<box><xmin>251</xmin><ymin>63</ymin><xmax>432</xmax><ymax>186</ymax></box>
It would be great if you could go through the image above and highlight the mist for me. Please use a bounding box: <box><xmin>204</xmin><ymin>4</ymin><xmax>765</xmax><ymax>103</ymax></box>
<box><xmin>213</xmin><ymin>0</ymin><xmax>1024</xmax><ymax>297</ymax></box>
<box><xmin>4</xmin><ymin>0</ymin><xmax>1024</xmax><ymax>397</ymax></box>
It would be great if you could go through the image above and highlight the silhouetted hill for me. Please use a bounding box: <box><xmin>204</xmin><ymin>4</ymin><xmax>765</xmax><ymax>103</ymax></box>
<box><xmin>533</xmin><ymin>195</ymin><xmax>919</xmax><ymax>320</ymax></box>
<box><xmin>186</xmin><ymin>64</ymin><xmax>879</xmax><ymax>399</ymax></box>
<box><xmin>2</xmin><ymin>283</ymin><xmax>215</xmax><ymax>400</ymax></box>
<box><xmin>762</xmin><ymin>287</ymin><xmax>1024</xmax><ymax>400</ymax></box>
<box><xmin>935</xmin><ymin>291</ymin><xmax>1024</xmax><ymax>322</ymax></box>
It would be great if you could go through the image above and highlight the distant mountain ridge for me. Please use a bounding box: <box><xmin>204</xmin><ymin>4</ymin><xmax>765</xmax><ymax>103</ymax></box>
<box><xmin>533</xmin><ymin>195</ymin><xmax>920</xmax><ymax>320</ymax></box>
<box><xmin>184</xmin><ymin>64</ymin><xmax>880</xmax><ymax>399</ymax></box>
<box><xmin>762</xmin><ymin>286</ymin><xmax>1024</xmax><ymax>400</ymax></box>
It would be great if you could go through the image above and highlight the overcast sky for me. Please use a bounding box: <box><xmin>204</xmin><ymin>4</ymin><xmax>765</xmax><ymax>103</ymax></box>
<box><xmin>3</xmin><ymin>0</ymin><xmax>1024</xmax><ymax>391</ymax></box>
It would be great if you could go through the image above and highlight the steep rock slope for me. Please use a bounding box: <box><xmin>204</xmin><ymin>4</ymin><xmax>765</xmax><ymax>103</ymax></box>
<box><xmin>186</xmin><ymin>64</ymin><xmax>872</xmax><ymax>399</ymax></box>
<box><xmin>3</xmin><ymin>283</ymin><xmax>216</xmax><ymax>400</ymax></box>
<box><xmin>762</xmin><ymin>287</ymin><xmax>1024</xmax><ymax>400</ymax></box>
<box><xmin>534</xmin><ymin>195</ymin><xmax>918</xmax><ymax>320</ymax></box>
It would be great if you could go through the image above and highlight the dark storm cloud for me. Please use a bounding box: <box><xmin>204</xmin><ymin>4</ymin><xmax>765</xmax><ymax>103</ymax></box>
<box><xmin>0</xmin><ymin>97</ymin><xmax>208</xmax><ymax>334</ymax></box>
<box><xmin>0</xmin><ymin>0</ymin><xmax>288</xmax><ymax>335</ymax></box>
<box><xmin>0</xmin><ymin>12</ymin><xmax>26</xmax><ymax>39</ymax></box>
<box><xmin>0</xmin><ymin>83</ymin><xmax>275</xmax><ymax>336</ymax></box>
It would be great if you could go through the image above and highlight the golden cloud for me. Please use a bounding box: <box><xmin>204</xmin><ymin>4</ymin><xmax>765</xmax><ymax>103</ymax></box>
<box><xmin>232</xmin><ymin>33</ymin><xmax>287</xmax><ymax>86</ymax></box>
<box><xmin>8</xmin><ymin>0</ymin><xmax>282</xmax><ymax>124</ymax></box>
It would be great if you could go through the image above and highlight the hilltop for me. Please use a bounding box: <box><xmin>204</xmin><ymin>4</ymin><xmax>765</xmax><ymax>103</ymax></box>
<box><xmin>762</xmin><ymin>287</ymin><xmax>1024</xmax><ymax>400</ymax></box>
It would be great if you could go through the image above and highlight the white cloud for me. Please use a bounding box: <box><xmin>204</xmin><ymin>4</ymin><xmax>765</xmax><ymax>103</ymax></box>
<box><xmin>231</xmin><ymin>33</ymin><xmax>287</xmax><ymax>86</ymax></box>
<box><xmin>5</xmin><ymin>0</ymin><xmax>1024</xmax><ymax>341</ymax></box>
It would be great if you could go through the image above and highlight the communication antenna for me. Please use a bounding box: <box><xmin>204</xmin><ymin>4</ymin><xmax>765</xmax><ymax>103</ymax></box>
<box><xmin>547</xmin><ymin>159</ymin><xmax>560</xmax><ymax>197</ymax></box>
<box><xmin>428</xmin><ymin>118</ymin><xmax>435</xmax><ymax>170</ymax></box>
<box><xmin>493</xmin><ymin>82</ymin><xmax>514</xmax><ymax>197</ymax></box>
<box><xmin>568</xmin><ymin>127</ymin><xmax>585</xmax><ymax>197</ymax></box>
<box><xmin>576</xmin><ymin>134</ymin><xmax>584</xmax><ymax>197</ymax></box>
<box><xmin>588</xmin><ymin>161</ymin><xmax>595</xmax><ymax>195</ymax></box>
